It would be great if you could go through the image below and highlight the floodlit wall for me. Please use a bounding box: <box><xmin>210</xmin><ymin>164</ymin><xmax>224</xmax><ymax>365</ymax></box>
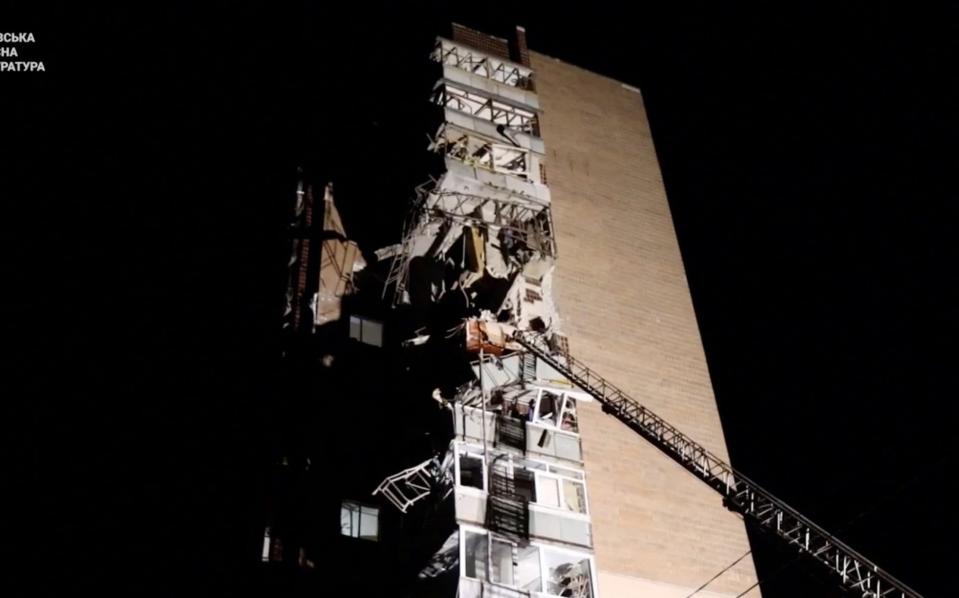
<box><xmin>531</xmin><ymin>51</ymin><xmax>761</xmax><ymax>597</ymax></box>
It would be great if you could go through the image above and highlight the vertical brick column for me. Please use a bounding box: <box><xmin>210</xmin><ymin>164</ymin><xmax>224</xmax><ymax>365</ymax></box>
<box><xmin>510</xmin><ymin>26</ymin><xmax>530</xmax><ymax>67</ymax></box>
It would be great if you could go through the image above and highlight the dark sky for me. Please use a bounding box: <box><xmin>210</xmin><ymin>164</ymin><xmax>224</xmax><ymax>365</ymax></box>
<box><xmin>7</xmin><ymin>2</ymin><xmax>956</xmax><ymax>596</ymax></box>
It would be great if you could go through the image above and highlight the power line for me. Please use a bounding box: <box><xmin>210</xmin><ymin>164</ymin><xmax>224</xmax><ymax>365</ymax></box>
<box><xmin>685</xmin><ymin>548</ymin><xmax>752</xmax><ymax>598</ymax></box>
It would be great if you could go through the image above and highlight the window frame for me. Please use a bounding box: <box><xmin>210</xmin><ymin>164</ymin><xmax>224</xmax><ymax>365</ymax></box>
<box><xmin>340</xmin><ymin>499</ymin><xmax>380</xmax><ymax>541</ymax></box>
<box><xmin>458</xmin><ymin>524</ymin><xmax>597</xmax><ymax>597</ymax></box>
<box><xmin>453</xmin><ymin>442</ymin><xmax>589</xmax><ymax>516</ymax></box>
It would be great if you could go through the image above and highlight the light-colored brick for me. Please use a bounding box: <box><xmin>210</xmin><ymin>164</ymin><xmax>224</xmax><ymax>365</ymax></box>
<box><xmin>532</xmin><ymin>52</ymin><xmax>760</xmax><ymax>597</ymax></box>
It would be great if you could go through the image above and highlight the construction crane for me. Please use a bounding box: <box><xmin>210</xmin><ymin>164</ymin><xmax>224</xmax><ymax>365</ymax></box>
<box><xmin>511</xmin><ymin>331</ymin><xmax>922</xmax><ymax>598</ymax></box>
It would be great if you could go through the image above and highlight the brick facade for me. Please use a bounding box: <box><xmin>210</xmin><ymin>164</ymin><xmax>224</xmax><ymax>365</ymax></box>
<box><xmin>531</xmin><ymin>52</ymin><xmax>761</xmax><ymax>597</ymax></box>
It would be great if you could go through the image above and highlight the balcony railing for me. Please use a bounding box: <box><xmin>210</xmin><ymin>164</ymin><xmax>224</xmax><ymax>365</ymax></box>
<box><xmin>432</xmin><ymin>39</ymin><xmax>535</xmax><ymax>91</ymax></box>
<box><xmin>435</xmin><ymin>83</ymin><xmax>540</xmax><ymax>137</ymax></box>
<box><xmin>455</xmin><ymin>405</ymin><xmax>581</xmax><ymax>462</ymax></box>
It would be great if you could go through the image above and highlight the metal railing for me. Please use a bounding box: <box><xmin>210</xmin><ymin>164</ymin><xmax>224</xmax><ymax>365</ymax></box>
<box><xmin>511</xmin><ymin>331</ymin><xmax>923</xmax><ymax>598</ymax></box>
<box><xmin>435</xmin><ymin>83</ymin><xmax>540</xmax><ymax>136</ymax></box>
<box><xmin>432</xmin><ymin>39</ymin><xmax>535</xmax><ymax>91</ymax></box>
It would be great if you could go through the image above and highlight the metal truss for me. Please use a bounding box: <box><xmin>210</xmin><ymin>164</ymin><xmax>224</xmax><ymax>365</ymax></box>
<box><xmin>424</xmin><ymin>190</ymin><xmax>547</xmax><ymax>232</ymax></box>
<box><xmin>511</xmin><ymin>331</ymin><xmax>923</xmax><ymax>598</ymax></box>
<box><xmin>383</xmin><ymin>179</ymin><xmax>437</xmax><ymax>304</ymax></box>
<box><xmin>432</xmin><ymin>38</ymin><xmax>535</xmax><ymax>90</ymax></box>
<box><xmin>435</xmin><ymin>83</ymin><xmax>540</xmax><ymax>136</ymax></box>
<box><xmin>431</xmin><ymin>126</ymin><xmax>531</xmax><ymax>180</ymax></box>
<box><xmin>373</xmin><ymin>446</ymin><xmax>454</xmax><ymax>513</ymax></box>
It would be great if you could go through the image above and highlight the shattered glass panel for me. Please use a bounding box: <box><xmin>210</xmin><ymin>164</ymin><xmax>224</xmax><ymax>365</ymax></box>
<box><xmin>544</xmin><ymin>550</ymin><xmax>593</xmax><ymax>598</ymax></box>
<box><xmin>463</xmin><ymin>531</ymin><xmax>488</xmax><ymax>581</ymax></box>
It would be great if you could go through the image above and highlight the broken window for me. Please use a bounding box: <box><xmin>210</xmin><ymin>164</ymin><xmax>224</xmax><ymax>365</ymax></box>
<box><xmin>534</xmin><ymin>470</ymin><xmax>588</xmax><ymax>515</ymax></box>
<box><xmin>514</xmin><ymin>544</ymin><xmax>543</xmax><ymax>591</ymax></box>
<box><xmin>532</xmin><ymin>389</ymin><xmax>580</xmax><ymax>433</ymax></box>
<box><xmin>490</xmin><ymin>537</ymin><xmax>514</xmax><ymax>585</ymax></box>
<box><xmin>462</xmin><ymin>534</ymin><xmax>519</xmax><ymax>585</ymax></box>
<box><xmin>544</xmin><ymin>549</ymin><xmax>594</xmax><ymax>598</ymax></box>
<box><xmin>340</xmin><ymin>500</ymin><xmax>379</xmax><ymax>541</ymax></box>
<box><xmin>559</xmin><ymin>396</ymin><xmax>579</xmax><ymax>433</ymax></box>
<box><xmin>463</xmin><ymin>530</ymin><xmax>488</xmax><ymax>581</ymax></box>
<box><xmin>535</xmin><ymin>390</ymin><xmax>561</xmax><ymax>426</ymax></box>
<box><xmin>432</xmin><ymin>39</ymin><xmax>535</xmax><ymax>90</ymax></box>
<box><xmin>435</xmin><ymin>83</ymin><xmax>539</xmax><ymax>135</ymax></box>
<box><xmin>513</xmin><ymin>468</ymin><xmax>537</xmax><ymax>502</ymax></box>
<box><xmin>562</xmin><ymin>479</ymin><xmax>588</xmax><ymax>515</ymax></box>
<box><xmin>461</xmin><ymin>529</ymin><xmax>542</xmax><ymax>591</ymax></box>
<box><xmin>458</xmin><ymin>454</ymin><xmax>485</xmax><ymax>490</ymax></box>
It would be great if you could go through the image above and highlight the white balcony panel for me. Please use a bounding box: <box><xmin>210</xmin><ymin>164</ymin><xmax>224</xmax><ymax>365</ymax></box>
<box><xmin>454</xmin><ymin>489</ymin><xmax>487</xmax><ymax>525</ymax></box>
<box><xmin>529</xmin><ymin>507</ymin><xmax>593</xmax><ymax>548</ymax></box>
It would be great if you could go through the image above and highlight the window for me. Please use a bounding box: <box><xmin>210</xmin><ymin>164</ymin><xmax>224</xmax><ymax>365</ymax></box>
<box><xmin>537</xmin><ymin>476</ymin><xmax>561</xmax><ymax>508</ymax></box>
<box><xmin>462</xmin><ymin>529</ymin><xmax>541</xmax><ymax>592</ymax></box>
<box><xmin>459</xmin><ymin>454</ymin><xmax>485</xmax><ymax>490</ymax></box>
<box><xmin>534</xmin><ymin>472</ymin><xmax>588</xmax><ymax>515</ymax></box>
<box><xmin>340</xmin><ymin>500</ymin><xmax>379</xmax><ymax>541</ymax></box>
<box><xmin>349</xmin><ymin>315</ymin><xmax>383</xmax><ymax>347</ymax></box>
<box><xmin>454</xmin><ymin>443</ymin><xmax>588</xmax><ymax>514</ymax></box>
<box><xmin>532</xmin><ymin>389</ymin><xmax>579</xmax><ymax>433</ymax></box>
<box><xmin>464</xmin><ymin>531</ymin><xmax>488</xmax><ymax>580</ymax></box>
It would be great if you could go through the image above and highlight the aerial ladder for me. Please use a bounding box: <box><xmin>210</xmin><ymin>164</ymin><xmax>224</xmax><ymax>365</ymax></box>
<box><xmin>510</xmin><ymin>331</ymin><xmax>923</xmax><ymax>598</ymax></box>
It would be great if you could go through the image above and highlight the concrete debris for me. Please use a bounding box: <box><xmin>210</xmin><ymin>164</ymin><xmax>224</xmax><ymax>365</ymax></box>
<box><xmin>402</xmin><ymin>333</ymin><xmax>431</xmax><ymax>348</ymax></box>
<box><xmin>315</xmin><ymin>183</ymin><xmax>367</xmax><ymax>327</ymax></box>
<box><xmin>384</xmin><ymin>168</ymin><xmax>561</xmax><ymax>340</ymax></box>
<box><xmin>417</xmin><ymin>530</ymin><xmax>460</xmax><ymax>579</ymax></box>
<box><xmin>374</xmin><ymin>243</ymin><xmax>402</xmax><ymax>261</ymax></box>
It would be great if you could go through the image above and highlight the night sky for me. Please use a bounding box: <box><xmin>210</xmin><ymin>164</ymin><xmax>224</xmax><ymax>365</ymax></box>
<box><xmin>8</xmin><ymin>2</ymin><xmax>956</xmax><ymax>596</ymax></box>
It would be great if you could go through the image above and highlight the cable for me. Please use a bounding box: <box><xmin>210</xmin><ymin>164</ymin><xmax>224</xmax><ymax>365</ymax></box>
<box><xmin>685</xmin><ymin>548</ymin><xmax>753</xmax><ymax>597</ymax></box>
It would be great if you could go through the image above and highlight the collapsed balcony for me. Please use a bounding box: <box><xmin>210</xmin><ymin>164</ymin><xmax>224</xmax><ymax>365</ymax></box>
<box><xmin>383</xmin><ymin>175</ymin><xmax>556</xmax><ymax>310</ymax></box>
<box><xmin>432</xmin><ymin>124</ymin><xmax>534</xmax><ymax>180</ymax></box>
<box><xmin>434</xmin><ymin>81</ymin><xmax>541</xmax><ymax>138</ymax></box>
<box><xmin>429</xmin><ymin>123</ymin><xmax>550</xmax><ymax>200</ymax></box>
<box><xmin>431</xmin><ymin>37</ymin><xmax>537</xmax><ymax>93</ymax></box>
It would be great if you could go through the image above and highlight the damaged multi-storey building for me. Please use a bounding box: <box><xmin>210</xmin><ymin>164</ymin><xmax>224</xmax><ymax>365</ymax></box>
<box><xmin>258</xmin><ymin>21</ymin><xmax>924</xmax><ymax>598</ymax></box>
<box><xmin>261</xmin><ymin>22</ymin><xmax>760</xmax><ymax>598</ymax></box>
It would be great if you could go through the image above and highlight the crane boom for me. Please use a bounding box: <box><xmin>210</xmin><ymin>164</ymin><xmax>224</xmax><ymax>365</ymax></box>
<box><xmin>511</xmin><ymin>331</ymin><xmax>922</xmax><ymax>598</ymax></box>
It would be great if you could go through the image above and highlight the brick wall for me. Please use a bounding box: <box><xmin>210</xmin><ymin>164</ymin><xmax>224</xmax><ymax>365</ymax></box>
<box><xmin>451</xmin><ymin>23</ymin><xmax>510</xmax><ymax>61</ymax></box>
<box><xmin>450</xmin><ymin>22</ymin><xmax>530</xmax><ymax>67</ymax></box>
<box><xmin>531</xmin><ymin>52</ymin><xmax>761</xmax><ymax>597</ymax></box>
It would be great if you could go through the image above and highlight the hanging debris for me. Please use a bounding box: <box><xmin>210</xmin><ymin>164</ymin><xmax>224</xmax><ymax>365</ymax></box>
<box><xmin>315</xmin><ymin>182</ymin><xmax>367</xmax><ymax>327</ymax></box>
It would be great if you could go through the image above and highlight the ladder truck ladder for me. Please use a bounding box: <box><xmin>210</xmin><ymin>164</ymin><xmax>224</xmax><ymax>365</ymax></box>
<box><xmin>511</xmin><ymin>331</ymin><xmax>922</xmax><ymax>598</ymax></box>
